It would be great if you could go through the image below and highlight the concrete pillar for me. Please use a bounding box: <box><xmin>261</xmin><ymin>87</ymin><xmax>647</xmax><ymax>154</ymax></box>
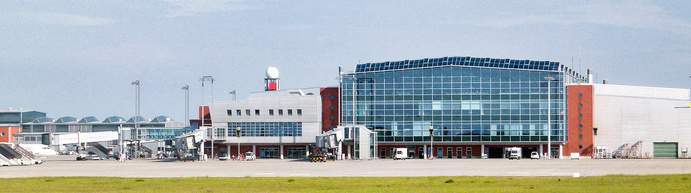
<box><xmin>252</xmin><ymin>145</ymin><xmax>257</xmax><ymax>155</ymax></box>
<box><xmin>423</xmin><ymin>144</ymin><xmax>427</xmax><ymax>159</ymax></box>
<box><xmin>305</xmin><ymin>145</ymin><xmax>310</xmax><ymax>157</ymax></box>
<box><xmin>200</xmin><ymin>140</ymin><xmax>205</xmax><ymax>161</ymax></box>
<box><xmin>480</xmin><ymin>144</ymin><xmax>485</xmax><ymax>158</ymax></box>
<box><xmin>539</xmin><ymin>144</ymin><xmax>544</xmax><ymax>159</ymax></box>
<box><xmin>347</xmin><ymin>145</ymin><xmax>351</xmax><ymax>160</ymax></box>
<box><xmin>226</xmin><ymin>144</ymin><xmax>231</xmax><ymax>157</ymax></box>
<box><xmin>559</xmin><ymin>144</ymin><xmax>564</xmax><ymax>159</ymax></box>
<box><xmin>280</xmin><ymin>144</ymin><xmax>284</xmax><ymax>160</ymax></box>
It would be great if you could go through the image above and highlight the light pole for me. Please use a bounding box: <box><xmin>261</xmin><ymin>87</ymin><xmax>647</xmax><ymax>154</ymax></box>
<box><xmin>201</xmin><ymin>75</ymin><xmax>215</xmax><ymax>159</ymax></box>
<box><xmin>182</xmin><ymin>85</ymin><xmax>190</xmax><ymax>127</ymax></box>
<box><xmin>236</xmin><ymin>127</ymin><xmax>241</xmax><ymax>159</ymax></box>
<box><xmin>131</xmin><ymin>80</ymin><xmax>141</xmax><ymax>157</ymax></box>
<box><xmin>229</xmin><ymin>90</ymin><xmax>237</xmax><ymax>102</ymax></box>
<box><xmin>544</xmin><ymin>76</ymin><xmax>555</xmax><ymax>159</ymax></box>
<box><xmin>429</xmin><ymin>125</ymin><xmax>434</xmax><ymax>159</ymax></box>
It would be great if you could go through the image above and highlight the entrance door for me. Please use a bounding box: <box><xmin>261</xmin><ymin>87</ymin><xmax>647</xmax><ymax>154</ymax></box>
<box><xmin>437</xmin><ymin>147</ymin><xmax>443</xmax><ymax>158</ymax></box>
<box><xmin>456</xmin><ymin>147</ymin><xmax>463</xmax><ymax>159</ymax></box>
<box><xmin>286</xmin><ymin>147</ymin><xmax>306</xmax><ymax>159</ymax></box>
<box><xmin>259</xmin><ymin>147</ymin><xmax>279</xmax><ymax>159</ymax></box>
<box><xmin>654</xmin><ymin>142</ymin><xmax>678</xmax><ymax>159</ymax></box>
<box><xmin>418</xmin><ymin>147</ymin><xmax>424</xmax><ymax>159</ymax></box>
<box><xmin>447</xmin><ymin>147</ymin><xmax>453</xmax><ymax>159</ymax></box>
<box><xmin>466</xmin><ymin>147</ymin><xmax>472</xmax><ymax>159</ymax></box>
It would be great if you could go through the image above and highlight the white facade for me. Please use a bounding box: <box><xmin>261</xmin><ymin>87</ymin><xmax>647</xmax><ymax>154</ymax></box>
<box><xmin>210</xmin><ymin>89</ymin><xmax>322</xmax><ymax>144</ymax></box>
<box><xmin>593</xmin><ymin>84</ymin><xmax>691</xmax><ymax>158</ymax></box>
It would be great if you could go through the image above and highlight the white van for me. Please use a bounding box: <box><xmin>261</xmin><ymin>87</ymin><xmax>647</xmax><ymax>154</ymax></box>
<box><xmin>394</xmin><ymin>148</ymin><xmax>408</xmax><ymax>160</ymax></box>
<box><xmin>508</xmin><ymin>147</ymin><xmax>522</xmax><ymax>160</ymax></box>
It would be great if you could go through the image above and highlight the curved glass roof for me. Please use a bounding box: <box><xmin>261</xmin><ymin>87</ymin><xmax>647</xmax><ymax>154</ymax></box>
<box><xmin>54</xmin><ymin>116</ymin><xmax>77</xmax><ymax>123</ymax></box>
<box><xmin>78</xmin><ymin>116</ymin><xmax>100</xmax><ymax>123</ymax></box>
<box><xmin>32</xmin><ymin>117</ymin><xmax>54</xmax><ymax>123</ymax></box>
<box><xmin>127</xmin><ymin>116</ymin><xmax>148</xmax><ymax>123</ymax></box>
<box><xmin>151</xmin><ymin>115</ymin><xmax>172</xmax><ymax>123</ymax></box>
<box><xmin>103</xmin><ymin>116</ymin><xmax>126</xmax><ymax>123</ymax></box>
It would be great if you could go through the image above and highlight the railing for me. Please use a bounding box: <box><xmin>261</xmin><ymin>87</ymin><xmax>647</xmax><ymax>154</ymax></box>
<box><xmin>13</xmin><ymin>145</ymin><xmax>36</xmax><ymax>160</ymax></box>
<box><xmin>0</xmin><ymin>144</ymin><xmax>22</xmax><ymax>159</ymax></box>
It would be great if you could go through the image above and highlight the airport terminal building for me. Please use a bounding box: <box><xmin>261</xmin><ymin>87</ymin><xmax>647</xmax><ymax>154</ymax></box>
<box><xmin>341</xmin><ymin>56</ymin><xmax>589</xmax><ymax>159</ymax></box>
<box><xmin>17</xmin><ymin>115</ymin><xmax>187</xmax><ymax>145</ymax></box>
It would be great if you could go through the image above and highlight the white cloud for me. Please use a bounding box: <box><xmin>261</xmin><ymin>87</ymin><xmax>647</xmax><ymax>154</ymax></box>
<box><xmin>454</xmin><ymin>0</ymin><xmax>691</xmax><ymax>37</ymax></box>
<box><xmin>34</xmin><ymin>13</ymin><xmax>114</xmax><ymax>26</ymax></box>
<box><xmin>162</xmin><ymin>0</ymin><xmax>251</xmax><ymax>17</ymax></box>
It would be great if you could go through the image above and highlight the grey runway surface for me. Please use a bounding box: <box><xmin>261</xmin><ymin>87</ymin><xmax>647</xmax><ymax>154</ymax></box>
<box><xmin>1</xmin><ymin>156</ymin><xmax>690</xmax><ymax>178</ymax></box>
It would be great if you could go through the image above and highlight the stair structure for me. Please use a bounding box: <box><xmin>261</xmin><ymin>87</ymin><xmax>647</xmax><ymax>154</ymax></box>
<box><xmin>85</xmin><ymin>142</ymin><xmax>111</xmax><ymax>160</ymax></box>
<box><xmin>626</xmin><ymin>141</ymin><xmax>643</xmax><ymax>159</ymax></box>
<box><xmin>612</xmin><ymin>143</ymin><xmax>629</xmax><ymax>159</ymax></box>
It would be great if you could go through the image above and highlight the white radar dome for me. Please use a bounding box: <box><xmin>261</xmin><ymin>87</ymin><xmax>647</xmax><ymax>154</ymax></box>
<box><xmin>266</xmin><ymin>66</ymin><xmax>280</xmax><ymax>79</ymax></box>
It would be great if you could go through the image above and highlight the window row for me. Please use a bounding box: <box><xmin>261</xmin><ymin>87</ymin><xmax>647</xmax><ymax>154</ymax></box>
<box><xmin>227</xmin><ymin>109</ymin><xmax>303</xmax><ymax>117</ymax></box>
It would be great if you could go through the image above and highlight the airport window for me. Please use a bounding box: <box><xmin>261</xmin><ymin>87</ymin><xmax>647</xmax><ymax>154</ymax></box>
<box><xmin>236</xmin><ymin>110</ymin><xmax>242</xmax><ymax>116</ymax></box>
<box><xmin>246</xmin><ymin>109</ymin><xmax>251</xmax><ymax>116</ymax></box>
<box><xmin>278</xmin><ymin>109</ymin><xmax>284</xmax><ymax>116</ymax></box>
<box><xmin>297</xmin><ymin>109</ymin><xmax>302</xmax><ymax>116</ymax></box>
<box><xmin>227</xmin><ymin>122</ymin><xmax>302</xmax><ymax>137</ymax></box>
<box><xmin>288</xmin><ymin>109</ymin><xmax>293</xmax><ymax>116</ymax></box>
<box><xmin>269</xmin><ymin>109</ymin><xmax>274</xmax><ymax>116</ymax></box>
<box><xmin>227</xmin><ymin>110</ymin><xmax>232</xmax><ymax>116</ymax></box>
<box><xmin>343</xmin><ymin>62</ymin><xmax>567</xmax><ymax>143</ymax></box>
<box><xmin>255</xmin><ymin>109</ymin><xmax>260</xmax><ymax>116</ymax></box>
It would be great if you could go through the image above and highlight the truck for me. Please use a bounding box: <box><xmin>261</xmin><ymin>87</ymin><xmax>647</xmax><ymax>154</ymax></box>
<box><xmin>394</xmin><ymin>148</ymin><xmax>408</xmax><ymax>160</ymax></box>
<box><xmin>508</xmin><ymin>147</ymin><xmax>522</xmax><ymax>160</ymax></box>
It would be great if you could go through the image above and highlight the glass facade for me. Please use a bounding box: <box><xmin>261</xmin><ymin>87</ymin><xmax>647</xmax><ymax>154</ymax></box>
<box><xmin>342</xmin><ymin>57</ymin><xmax>575</xmax><ymax>144</ymax></box>
<box><xmin>227</xmin><ymin>122</ymin><xmax>302</xmax><ymax>137</ymax></box>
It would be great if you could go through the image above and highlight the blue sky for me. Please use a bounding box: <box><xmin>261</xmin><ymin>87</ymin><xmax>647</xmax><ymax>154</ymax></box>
<box><xmin>1</xmin><ymin>0</ymin><xmax>690</xmax><ymax>121</ymax></box>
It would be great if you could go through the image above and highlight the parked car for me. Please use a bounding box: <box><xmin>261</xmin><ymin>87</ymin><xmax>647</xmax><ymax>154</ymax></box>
<box><xmin>218</xmin><ymin>153</ymin><xmax>230</xmax><ymax>161</ymax></box>
<box><xmin>76</xmin><ymin>152</ymin><xmax>102</xmax><ymax>161</ymax></box>
<box><xmin>244</xmin><ymin>152</ymin><xmax>256</xmax><ymax>161</ymax></box>
<box><xmin>530</xmin><ymin>151</ymin><xmax>540</xmax><ymax>159</ymax></box>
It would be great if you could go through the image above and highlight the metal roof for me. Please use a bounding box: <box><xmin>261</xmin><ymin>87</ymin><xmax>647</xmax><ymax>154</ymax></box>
<box><xmin>355</xmin><ymin>56</ymin><xmax>560</xmax><ymax>73</ymax></box>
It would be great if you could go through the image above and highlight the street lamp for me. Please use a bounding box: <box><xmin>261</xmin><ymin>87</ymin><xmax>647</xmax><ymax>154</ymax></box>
<box><xmin>236</xmin><ymin>127</ymin><xmax>241</xmax><ymax>159</ymax></box>
<box><xmin>229</xmin><ymin>90</ymin><xmax>237</xmax><ymax>102</ymax></box>
<box><xmin>131</xmin><ymin>80</ymin><xmax>141</xmax><ymax>157</ymax></box>
<box><xmin>182</xmin><ymin>85</ymin><xmax>190</xmax><ymax>127</ymax></box>
<box><xmin>544</xmin><ymin>76</ymin><xmax>555</xmax><ymax>159</ymax></box>
<box><xmin>429</xmin><ymin>125</ymin><xmax>434</xmax><ymax>159</ymax></box>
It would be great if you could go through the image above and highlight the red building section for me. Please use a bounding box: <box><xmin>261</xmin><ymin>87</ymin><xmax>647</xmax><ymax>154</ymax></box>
<box><xmin>320</xmin><ymin>87</ymin><xmax>340</xmax><ymax>132</ymax></box>
<box><xmin>565</xmin><ymin>85</ymin><xmax>594</xmax><ymax>157</ymax></box>
<box><xmin>0</xmin><ymin>126</ymin><xmax>21</xmax><ymax>143</ymax></box>
<box><xmin>198</xmin><ymin>106</ymin><xmax>212</xmax><ymax>127</ymax></box>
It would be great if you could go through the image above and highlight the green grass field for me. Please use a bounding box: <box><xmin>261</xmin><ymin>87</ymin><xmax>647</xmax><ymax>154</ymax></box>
<box><xmin>1</xmin><ymin>175</ymin><xmax>689</xmax><ymax>193</ymax></box>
